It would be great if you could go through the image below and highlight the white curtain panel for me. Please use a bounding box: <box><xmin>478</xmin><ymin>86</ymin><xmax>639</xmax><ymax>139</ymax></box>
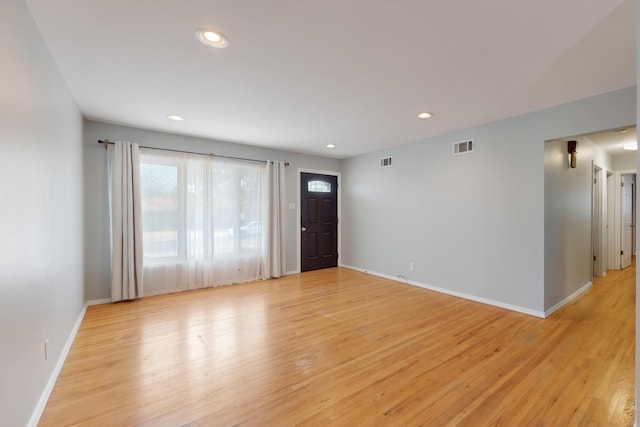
<box><xmin>139</xmin><ymin>151</ymin><xmax>268</xmax><ymax>295</ymax></box>
<box><xmin>264</xmin><ymin>161</ymin><xmax>286</xmax><ymax>278</ymax></box>
<box><xmin>109</xmin><ymin>141</ymin><xmax>143</xmax><ymax>301</ymax></box>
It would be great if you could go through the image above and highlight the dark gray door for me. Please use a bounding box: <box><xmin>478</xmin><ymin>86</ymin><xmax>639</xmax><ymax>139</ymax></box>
<box><xmin>301</xmin><ymin>173</ymin><xmax>338</xmax><ymax>272</ymax></box>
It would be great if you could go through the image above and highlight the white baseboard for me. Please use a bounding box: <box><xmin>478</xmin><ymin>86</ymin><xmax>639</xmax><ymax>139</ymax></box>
<box><xmin>28</xmin><ymin>302</ymin><xmax>88</xmax><ymax>427</ymax></box>
<box><xmin>340</xmin><ymin>264</ymin><xmax>545</xmax><ymax>318</ymax></box>
<box><xmin>284</xmin><ymin>270</ymin><xmax>300</xmax><ymax>276</ymax></box>
<box><xmin>544</xmin><ymin>281</ymin><xmax>592</xmax><ymax>318</ymax></box>
<box><xmin>87</xmin><ymin>298</ymin><xmax>111</xmax><ymax>306</ymax></box>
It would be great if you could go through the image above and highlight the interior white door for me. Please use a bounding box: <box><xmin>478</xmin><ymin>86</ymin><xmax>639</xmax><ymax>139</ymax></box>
<box><xmin>621</xmin><ymin>174</ymin><xmax>633</xmax><ymax>269</ymax></box>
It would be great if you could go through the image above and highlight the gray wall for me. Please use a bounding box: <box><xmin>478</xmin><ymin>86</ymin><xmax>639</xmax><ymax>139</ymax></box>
<box><xmin>341</xmin><ymin>87</ymin><xmax>635</xmax><ymax>314</ymax></box>
<box><xmin>636</xmin><ymin>0</ymin><xmax>639</xmax><ymax>416</ymax></box>
<box><xmin>544</xmin><ymin>138</ymin><xmax>613</xmax><ymax>311</ymax></box>
<box><xmin>614</xmin><ymin>152</ymin><xmax>637</xmax><ymax>170</ymax></box>
<box><xmin>0</xmin><ymin>1</ymin><xmax>85</xmax><ymax>425</ymax></box>
<box><xmin>83</xmin><ymin>120</ymin><xmax>341</xmax><ymax>301</ymax></box>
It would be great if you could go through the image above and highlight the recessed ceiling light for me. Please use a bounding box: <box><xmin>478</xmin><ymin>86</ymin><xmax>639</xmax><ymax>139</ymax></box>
<box><xmin>326</xmin><ymin>144</ymin><xmax>336</xmax><ymax>149</ymax></box>
<box><xmin>614</xmin><ymin>128</ymin><xmax>629</xmax><ymax>134</ymax></box>
<box><xmin>203</xmin><ymin>32</ymin><xmax>222</xmax><ymax>43</ymax></box>
<box><xmin>167</xmin><ymin>115</ymin><xmax>184</xmax><ymax>121</ymax></box>
<box><xmin>418</xmin><ymin>112</ymin><xmax>433</xmax><ymax>119</ymax></box>
<box><xmin>196</xmin><ymin>28</ymin><xmax>229</xmax><ymax>48</ymax></box>
<box><xmin>623</xmin><ymin>142</ymin><xmax>637</xmax><ymax>150</ymax></box>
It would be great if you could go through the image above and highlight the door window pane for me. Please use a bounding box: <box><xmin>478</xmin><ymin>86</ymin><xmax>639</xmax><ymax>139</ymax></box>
<box><xmin>308</xmin><ymin>180</ymin><xmax>331</xmax><ymax>193</ymax></box>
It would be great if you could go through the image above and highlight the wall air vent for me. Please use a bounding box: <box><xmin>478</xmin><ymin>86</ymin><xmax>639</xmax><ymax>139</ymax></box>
<box><xmin>453</xmin><ymin>139</ymin><xmax>474</xmax><ymax>155</ymax></box>
<box><xmin>380</xmin><ymin>157</ymin><xmax>392</xmax><ymax>168</ymax></box>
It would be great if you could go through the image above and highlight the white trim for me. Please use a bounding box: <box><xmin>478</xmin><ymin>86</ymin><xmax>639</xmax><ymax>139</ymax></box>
<box><xmin>544</xmin><ymin>281</ymin><xmax>593</xmax><ymax>318</ymax></box>
<box><xmin>28</xmin><ymin>303</ymin><xmax>87</xmax><ymax>427</ymax></box>
<box><xmin>87</xmin><ymin>298</ymin><xmax>111</xmax><ymax>306</ymax></box>
<box><xmin>340</xmin><ymin>265</ymin><xmax>545</xmax><ymax>318</ymax></box>
<box><xmin>284</xmin><ymin>270</ymin><xmax>300</xmax><ymax>276</ymax></box>
<box><xmin>297</xmin><ymin>168</ymin><xmax>342</xmax><ymax>273</ymax></box>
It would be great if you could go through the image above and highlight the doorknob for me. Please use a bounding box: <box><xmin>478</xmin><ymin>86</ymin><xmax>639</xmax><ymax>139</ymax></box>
<box><xmin>301</xmin><ymin>227</ymin><xmax>307</xmax><ymax>231</ymax></box>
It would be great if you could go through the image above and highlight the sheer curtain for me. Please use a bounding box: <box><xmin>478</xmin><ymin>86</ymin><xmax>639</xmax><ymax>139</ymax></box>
<box><xmin>109</xmin><ymin>141</ymin><xmax>143</xmax><ymax>301</ymax></box>
<box><xmin>139</xmin><ymin>150</ymin><xmax>268</xmax><ymax>296</ymax></box>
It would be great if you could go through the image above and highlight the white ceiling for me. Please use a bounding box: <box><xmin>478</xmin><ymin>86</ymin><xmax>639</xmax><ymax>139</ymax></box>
<box><xmin>25</xmin><ymin>0</ymin><xmax>635</xmax><ymax>159</ymax></box>
<box><xmin>581</xmin><ymin>127</ymin><xmax>638</xmax><ymax>157</ymax></box>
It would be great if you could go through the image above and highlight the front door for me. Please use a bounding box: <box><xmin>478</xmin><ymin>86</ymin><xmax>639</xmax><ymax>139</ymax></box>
<box><xmin>301</xmin><ymin>172</ymin><xmax>338</xmax><ymax>272</ymax></box>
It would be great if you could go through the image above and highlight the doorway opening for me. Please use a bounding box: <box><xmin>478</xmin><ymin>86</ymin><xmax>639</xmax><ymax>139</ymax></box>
<box><xmin>620</xmin><ymin>173</ymin><xmax>636</xmax><ymax>269</ymax></box>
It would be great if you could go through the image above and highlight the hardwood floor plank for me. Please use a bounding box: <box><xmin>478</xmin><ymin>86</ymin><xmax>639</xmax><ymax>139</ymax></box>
<box><xmin>39</xmin><ymin>266</ymin><xmax>635</xmax><ymax>426</ymax></box>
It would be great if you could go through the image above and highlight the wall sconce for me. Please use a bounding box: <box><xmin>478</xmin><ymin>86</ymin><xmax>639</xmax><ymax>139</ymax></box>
<box><xmin>567</xmin><ymin>140</ymin><xmax>577</xmax><ymax>168</ymax></box>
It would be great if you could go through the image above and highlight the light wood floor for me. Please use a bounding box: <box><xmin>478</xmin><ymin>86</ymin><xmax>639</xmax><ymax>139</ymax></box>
<box><xmin>40</xmin><ymin>266</ymin><xmax>635</xmax><ymax>426</ymax></box>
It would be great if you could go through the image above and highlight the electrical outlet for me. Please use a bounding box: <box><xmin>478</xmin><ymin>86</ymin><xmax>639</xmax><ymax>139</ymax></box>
<box><xmin>44</xmin><ymin>338</ymin><xmax>49</xmax><ymax>360</ymax></box>
<box><xmin>409</xmin><ymin>262</ymin><xmax>415</xmax><ymax>271</ymax></box>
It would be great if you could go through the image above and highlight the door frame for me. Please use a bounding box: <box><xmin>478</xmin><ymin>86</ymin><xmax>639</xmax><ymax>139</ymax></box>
<box><xmin>297</xmin><ymin>168</ymin><xmax>342</xmax><ymax>273</ymax></box>
<box><xmin>592</xmin><ymin>163</ymin><xmax>606</xmax><ymax>277</ymax></box>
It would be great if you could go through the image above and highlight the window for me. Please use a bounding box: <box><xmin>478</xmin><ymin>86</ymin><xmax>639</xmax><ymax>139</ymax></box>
<box><xmin>308</xmin><ymin>180</ymin><xmax>331</xmax><ymax>193</ymax></box>
<box><xmin>139</xmin><ymin>150</ymin><xmax>267</xmax><ymax>294</ymax></box>
<box><xmin>139</xmin><ymin>150</ymin><xmax>266</xmax><ymax>263</ymax></box>
<box><xmin>133</xmin><ymin>148</ymin><xmax>285</xmax><ymax>297</ymax></box>
<box><xmin>140</xmin><ymin>160</ymin><xmax>179</xmax><ymax>259</ymax></box>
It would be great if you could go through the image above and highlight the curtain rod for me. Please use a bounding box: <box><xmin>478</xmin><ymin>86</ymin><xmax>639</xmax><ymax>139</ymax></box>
<box><xmin>98</xmin><ymin>140</ymin><xmax>289</xmax><ymax>166</ymax></box>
